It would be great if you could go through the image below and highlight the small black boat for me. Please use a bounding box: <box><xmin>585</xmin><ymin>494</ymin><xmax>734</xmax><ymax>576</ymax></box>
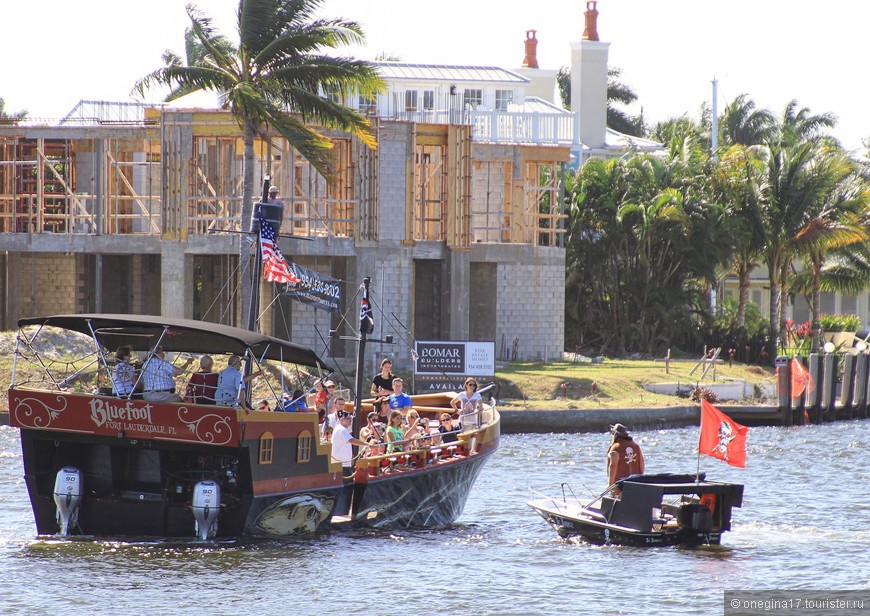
<box><xmin>527</xmin><ymin>473</ymin><xmax>743</xmax><ymax>547</ymax></box>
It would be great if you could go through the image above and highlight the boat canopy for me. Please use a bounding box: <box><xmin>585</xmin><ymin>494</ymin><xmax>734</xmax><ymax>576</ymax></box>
<box><xmin>18</xmin><ymin>313</ymin><xmax>329</xmax><ymax>369</ymax></box>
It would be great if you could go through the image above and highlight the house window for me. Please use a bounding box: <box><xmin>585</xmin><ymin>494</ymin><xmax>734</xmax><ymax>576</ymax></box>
<box><xmin>463</xmin><ymin>89</ymin><xmax>482</xmax><ymax>109</ymax></box>
<box><xmin>404</xmin><ymin>91</ymin><xmax>418</xmax><ymax>111</ymax></box>
<box><xmin>820</xmin><ymin>292</ymin><xmax>835</xmax><ymax>314</ymax></box>
<box><xmin>324</xmin><ymin>85</ymin><xmax>341</xmax><ymax>104</ymax></box>
<box><xmin>495</xmin><ymin>90</ymin><xmax>513</xmax><ymax>111</ymax></box>
<box><xmin>842</xmin><ymin>294</ymin><xmax>858</xmax><ymax>315</ymax></box>
<box><xmin>259</xmin><ymin>432</ymin><xmax>274</xmax><ymax>465</ymax></box>
<box><xmin>358</xmin><ymin>95</ymin><xmax>377</xmax><ymax>114</ymax></box>
<box><xmin>297</xmin><ymin>430</ymin><xmax>312</xmax><ymax>463</ymax></box>
<box><xmin>423</xmin><ymin>90</ymin><xmax>434</xmax><ymax>110</ymax></box>
<box><xmin>751</xmin><ymin>290</ymin><xmax>762</xmax><ymax>308</ymax></box>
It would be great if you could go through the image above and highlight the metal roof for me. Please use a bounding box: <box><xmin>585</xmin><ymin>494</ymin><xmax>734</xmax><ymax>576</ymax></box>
<box><xmin>374</xmin><ymin>62</ymin><xmax>528</xmax><ymax>84</ymax></box>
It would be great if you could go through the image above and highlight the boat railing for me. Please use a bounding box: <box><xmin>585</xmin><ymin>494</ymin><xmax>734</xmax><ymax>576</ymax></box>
<box><xmin>355</xmin><ymin>410</ymin><xmax>496</xmax><ymax>475</ymax></box>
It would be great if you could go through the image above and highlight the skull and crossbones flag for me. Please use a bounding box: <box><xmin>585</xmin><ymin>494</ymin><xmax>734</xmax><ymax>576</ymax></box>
<box><xmin>699</xmin><ymin>399</ymin><xmax>749</xmax><ymax>468</ymax></box>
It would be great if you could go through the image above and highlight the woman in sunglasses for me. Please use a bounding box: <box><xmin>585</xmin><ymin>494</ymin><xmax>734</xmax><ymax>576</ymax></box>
<box><xmin>451</xmin><ymin>377</ymin><xmax>483</xmax><ymax>430</ymax></box>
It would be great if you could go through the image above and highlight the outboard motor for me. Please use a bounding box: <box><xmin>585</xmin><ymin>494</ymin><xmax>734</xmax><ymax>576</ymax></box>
<box><xmin>53</xmin><ymin>467</ymin><xmax>82</xmax><ymax>536</ymax></box>
<box><xmin>678</xmin><ymin>503</ymin><xmax>714</xmax><ymax>532</ymax></box>
<box><xmin>191</xmin><ymin>480</ymin><xmax>221</xmax><ymax>540</ymax></box>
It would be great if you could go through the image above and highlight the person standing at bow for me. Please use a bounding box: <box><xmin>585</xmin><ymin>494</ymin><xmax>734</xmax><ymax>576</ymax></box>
<box><xmin>370</xmin><ymin>358</ymin><xmax>396</xmax><ymax>397</ymax></box>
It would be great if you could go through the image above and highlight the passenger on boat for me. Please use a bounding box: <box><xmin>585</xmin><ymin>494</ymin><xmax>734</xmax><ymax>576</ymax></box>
<box><xmin>215</xmin><ymin>354</ymin><xmax>262</xmax><ymax>409</ymax></box>
<box><xmin>322</xmin><ymin>396</ymin><xmax>347</xmax><ymax>440</ymax></box>
<box><xmin>360</xmin><ymin>411</ymin><xmax>385</xmax><ymax>455</ymax></box>
<box><xmin>372</xmin><ymin>396</ymin><xmax>391</xmax><ymax>424</ymax></box>
<box><xmin>112</xmin><ymin>345</ymin><xmax>136</xmax><ymax>397</ymax></box>
<box><xmin>257</xmin><ymin>399</ymin><xmax>271</xmax><ymax>411</ymax></box>
<box><xmin>385</xmin><ymin>411</ymin><xmax>405</xmax><ymax>453</ymax></box>
<box><xmin>183</xmin><ymin>355</ymin><xmax>218</xmax><ymax>404</ymax></box>
<box><xmin>323</xmin><ymin>380</ymin><xmax>339</xmax><ymax>415</ymax></box>
<box><xmin>405</xmin><ymin>410</ymin><xmax>431</xmax><ymax>446</ymax></box>
<box><xmin>607</xmin><ymin>423</ymin><xmax>645</xmax><ymax>495</ymax></box>
<box><xmin>142</xmin><ymin>346</ymin><xmax>193</xmax><ymax>402</ymax></box>
<box><xmin>313</xmin><ymin>381</ymin><xmax>330</xmax><ymax>422</ymax></box>
<box><xmin>388</xmin><ymin>378</ymin><xmax>413</xmax><ymax>414</ymax></box>
<box><xmin>282</xmin><ymin>389</ymin><xmax>309</xmax><ymax>412</ymax></box>
<box><xmin>438</xmin><ymin>413</ymin><xmax>459</xmax><ymax>444</ymax></box>
<box><xmin>371</xmin><ymin>358</ymin><xmax>396</xmax><ymax>396</ymax></box>
<box><xmin>452</xmin><ymin>378</ymin><xmax>483</xmax><ymax>429</ymax></box>
<box><xmin>330</xmin><ymin>410</ymin><xmax>368</xmax><ymax>473</ymax></box>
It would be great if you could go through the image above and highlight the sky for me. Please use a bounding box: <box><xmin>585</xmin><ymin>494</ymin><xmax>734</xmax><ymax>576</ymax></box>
<box><xmin>3</xmin><ymin>0</ymin><xmax>868</xmax><ymax>152</ymax></box>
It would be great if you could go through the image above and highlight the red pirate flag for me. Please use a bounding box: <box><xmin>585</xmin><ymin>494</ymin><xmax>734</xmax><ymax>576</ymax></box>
<box><xmin>790</xmin><ymin>357</ymin><xmax>814</xmax><ymax>397</ymax></box>
<box><xmin>699</xmin><ymin>399</ymin><xmax>749</xmax><ymax>468</ymax></box>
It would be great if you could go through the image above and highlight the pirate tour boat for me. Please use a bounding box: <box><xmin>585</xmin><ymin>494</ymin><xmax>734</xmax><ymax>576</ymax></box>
<box><xmin>7</xmin><ymin>312</ymin><xmax>500</xmax><ymax>539</ymax></box>
<box><xmin>527</xmin><ymin>473</ymin><xmax>743</xmax><ymax>547</ymax></box>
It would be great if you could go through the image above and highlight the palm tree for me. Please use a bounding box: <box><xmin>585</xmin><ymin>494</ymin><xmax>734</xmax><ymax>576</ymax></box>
<box><xmin>134</xmin><ymin>0</ymin><xmax>384</xmax><ymax>330</ymax></box>
<box><xmin>778</xmin><ymin>99</ymin><xmax>838</xmax><ymax>148</ymax></box>
<box><xmin>759</xmin><ymin>140</ymin><xmax>862</xmax><ymax>355</ymax></box>
<box><xmin>788</xmin><ymin>166</ymin><xmax>870</xmax><ymax>350</ymax></box>
<box><xmin>0</xmin><ymin>98</ymin><xmax>27</xmax><ymax>125</ymax></box>
<box><xmin>718</xmin><ymin>94</ymin><xmax>775</xmax><ymax>146</ymax></box>
<box><xmin>708</xmin><ymin>144</ymin><xmax>768</xmax><ymax>329</ymax></box>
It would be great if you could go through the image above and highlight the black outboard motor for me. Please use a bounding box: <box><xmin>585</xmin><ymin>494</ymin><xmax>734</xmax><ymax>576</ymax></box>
<box><xmin>678</xmin><ymin>503</ymin><xmax>714</xmax><ymax>532</ymax></box>
<box><xmin>248</xmin><ymin>175</ymin><xmax>283</xmax><ymax>235</ymax></box>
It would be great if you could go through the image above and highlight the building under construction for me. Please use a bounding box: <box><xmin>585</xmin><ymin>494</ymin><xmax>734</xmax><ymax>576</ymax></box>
<box><xmin>0</xmin><ymin>102</ymin><xmax>568</xmax><ymax>370</ymax></box>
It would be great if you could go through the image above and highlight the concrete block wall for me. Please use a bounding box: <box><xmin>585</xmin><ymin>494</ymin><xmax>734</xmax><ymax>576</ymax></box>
<box><xmin>362</xmin><ymin>246</ymin><xmax>415</xmax><ymax>377</ymax></box>
<box><xmin>471</xmin><ymin>161</ymin><xmax>507</xmax><ymax>242</ymax></box>
<box><xmin>377</xmin><ymin>125</ymin><xmax>409</xmax><ymax>243</ymax></box>
<box><xmin>22</xmin><ymin>253</ymin><xmax>78</xmax><ymax>316</ymax></box>
<box><xmin>288</xmin><ymin>259</ymin><xmax>336</xmax><ymax>360</ymax></box>
<box><xmin>496</xmin><ymin>254</ymin><xmax>565</xmax><ymax>361</ymax></box>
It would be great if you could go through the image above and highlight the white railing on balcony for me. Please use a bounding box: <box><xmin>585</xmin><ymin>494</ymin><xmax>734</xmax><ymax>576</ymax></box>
<box><xmin>470</xmin><ymin>110</ymin><xmax>577</xmax><ymax>146</ymax></box>
<box><xmin>364</xmin><ymin>92</ymin><xmax>578</xmax><ymax>147</ymax></box>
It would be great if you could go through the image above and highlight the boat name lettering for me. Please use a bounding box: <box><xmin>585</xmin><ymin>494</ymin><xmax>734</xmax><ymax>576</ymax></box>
<box><xmin>89</xmin><ymin>399</ymin><xmax>154</xmax><ymax>428</ymax></box>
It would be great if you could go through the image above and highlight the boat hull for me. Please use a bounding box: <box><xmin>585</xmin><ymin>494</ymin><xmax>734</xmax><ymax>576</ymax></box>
<box><xmin>11</xmin><ymin>388</ymin><xmax>500</xmax><ymax>539</ymax></box>
<box><xmin>343</xmin><ymin>449</ymin><xmax>495</xmax><ymax>529</ymax></box>
<box><xmin>528</xmin><ymin>503</ymin><xmax>723</xmax><ymax>547</ymax></box>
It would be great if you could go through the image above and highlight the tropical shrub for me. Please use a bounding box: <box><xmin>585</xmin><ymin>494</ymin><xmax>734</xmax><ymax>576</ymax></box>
<box><xmin>818</xmin><ymin>313</ymin><xmax>861</xmax><ymax>332</ymax></box>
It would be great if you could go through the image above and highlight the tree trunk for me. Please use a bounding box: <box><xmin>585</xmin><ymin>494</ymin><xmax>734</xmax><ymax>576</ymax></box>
<box><xmin>810</xmin><ymin>252</ymin><xmax>823</xmax><ymax>353</ymax></box>
<box><xmin>736</xmin><ymin>261</ymin><xmax>755</xmax><ymax>329</ymax></box>
<box><xmin>767</xmin><ymin>256</ymin><xmax>780</xmax><ymax>362</ymax></box>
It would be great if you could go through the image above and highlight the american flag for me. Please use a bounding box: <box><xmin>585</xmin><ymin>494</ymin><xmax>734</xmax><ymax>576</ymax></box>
<box><xmin>259</xmin><ymin>219</ymin><xmax>299</xmax><ymax>284</ymax></box>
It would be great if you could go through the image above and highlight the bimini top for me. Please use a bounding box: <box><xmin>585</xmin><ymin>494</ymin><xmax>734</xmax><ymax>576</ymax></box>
<box><xmin>18</xmin><ymin>313</ymin><xmax>329</xmax><ymax>369</ymax></box>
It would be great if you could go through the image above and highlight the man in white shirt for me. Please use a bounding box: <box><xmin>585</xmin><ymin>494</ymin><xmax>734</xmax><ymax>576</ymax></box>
<box><xmin>330</xmin><ymin>410</ymin><xmax>368</xmax><ymax>474</ymax></box>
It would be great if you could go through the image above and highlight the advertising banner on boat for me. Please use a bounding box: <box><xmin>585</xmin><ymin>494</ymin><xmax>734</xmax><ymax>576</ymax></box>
<box><xmin>279</xmin><ymin>264</ymin><xmax>341</xmax><ymax>313</ymax></box>
<box><xmin>413</xmin><ymin>341</ymin><xmax>495</xmax><ymax>391</ymax></box>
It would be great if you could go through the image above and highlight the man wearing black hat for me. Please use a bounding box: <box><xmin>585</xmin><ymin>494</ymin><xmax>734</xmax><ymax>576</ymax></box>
<box><xmin>607</xmin><ymin>423</ymin><xmax>645</xmax><ymax>494</ymax></box>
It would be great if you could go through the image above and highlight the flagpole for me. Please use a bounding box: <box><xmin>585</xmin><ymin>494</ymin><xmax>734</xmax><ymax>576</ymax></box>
<box><xmin>696</xmin><ymin>403</ymin><xmax>702</xmax><ymax>483</ymax></box>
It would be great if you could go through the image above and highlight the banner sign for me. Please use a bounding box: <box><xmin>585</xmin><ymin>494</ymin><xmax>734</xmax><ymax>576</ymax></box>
<box><xmin>280</xmin><ymin>264</ymin><xmax>341</xmax><ymax>313</ymax></box>
<box><xmin>413</xmin><ymin>340</ymin><xmax>495</xmax><ymax>391</ymax></box>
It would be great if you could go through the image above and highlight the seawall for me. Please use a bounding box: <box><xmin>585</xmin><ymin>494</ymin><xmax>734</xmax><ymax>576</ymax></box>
<box><xmin>498</xmin><ymin>405</ymin><xmax>788</xmax><ymax>434</ymax></box>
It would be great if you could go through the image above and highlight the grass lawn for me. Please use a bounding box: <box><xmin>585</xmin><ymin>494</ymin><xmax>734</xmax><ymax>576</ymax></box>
<box><xmin>495</xmin><ymin>358</ymin><xmax>774</xmax><ymax>410</ymax></box>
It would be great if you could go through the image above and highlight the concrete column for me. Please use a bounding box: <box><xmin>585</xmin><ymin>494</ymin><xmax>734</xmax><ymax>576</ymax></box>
<box><xmin>160</xmin><ymin>241</ymin><xmax>192</xmax><ymax>318</ymax></box>
<box><xmin>447</xmin><ymin>249</ymin><xmax>470</xmax><ymax>340</ymax></box>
